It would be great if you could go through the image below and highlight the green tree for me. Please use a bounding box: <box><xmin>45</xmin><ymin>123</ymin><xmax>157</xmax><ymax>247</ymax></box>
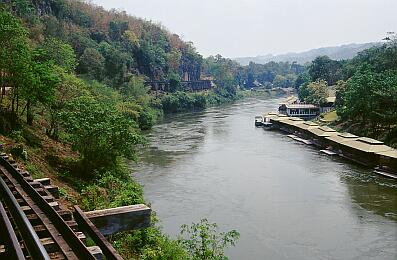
<box><xmin>337</xmin><ymin>67</ymin><xmax>397</xmax><ymax>135</ymax></box>
<box><xmin>168</xmin><ymin>72</ymin><xmax>181</xmax><ymax>92</ymax></box>
<box><xmin>60</xmin><ymin>96</ymin><xmax>144</xmax><ymax>176</ymax></box>
<box><xmin>309</xmin><ymin>56</ymin><xmax>342</xmax><ymax>85</ymax></box>
<box><xmin>0</xmin><ymin>8</ymin><xmax>30</xmax><ymax>110</ymax></box>
<box><xmin>300</xmin><ymin>80</ymin><xmax>329</xmax><ymax>106</ymax></box>
<box><xmin>35</xmin><ymin>38</ymin><xmax>77</xmax><ymax>73</ymax></box>
<box><xmin>294</xmin><ymin>72</ymin><xmax>311</xmax><ymax>90</ymax></box>
<box><xmin>78</xmin><ymin>47</ymin><xmax>105</xmax><ymax>79</ymax></box>
<box><xmin>273</xmin><ymin>74</ymin><xmax>288</xmax><ymax>88</ymax></box>
<box><xmin>20</xmin><ymin>60</ymin><xmax>59</xmax><ymax>125</ymax></box>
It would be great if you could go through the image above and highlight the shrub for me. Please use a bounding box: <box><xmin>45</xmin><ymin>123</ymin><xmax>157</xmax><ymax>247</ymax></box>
<box><xmin>60</xmin><ymin>96</ymin><xmax>144</xmax><ymax>176</ymax></box>
<box><xmin>10</xmin><ymin>144</ymin><xmax>27</xmax><ymax>160</ymax></box>
<box><xmin>178</xmin><ymin>219</ymin><xmax>240</xmax><ymax>260</ymax></box>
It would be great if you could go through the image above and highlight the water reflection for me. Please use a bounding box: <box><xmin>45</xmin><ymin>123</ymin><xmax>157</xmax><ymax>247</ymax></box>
<box><xmin>340</xmin><ymin>169</ymin><xmax>397</xmax><ymax>221</ymax></box>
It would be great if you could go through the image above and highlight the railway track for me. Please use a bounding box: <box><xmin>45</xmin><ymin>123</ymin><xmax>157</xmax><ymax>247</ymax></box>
<box><xmin>0</xmin><ymin>152</ymin><xmax>123</xmax><ymax>259</ymax></box>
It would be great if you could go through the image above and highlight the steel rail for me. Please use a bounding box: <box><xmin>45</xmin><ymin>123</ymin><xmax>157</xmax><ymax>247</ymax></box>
<box><xmin>0</xmin><ymin>156</ymin><xmax>96</xmax><ymax>260</ymax></box>
<box><xmin>0</xmin><ymin>177</ymin><xmax>49</xmax><ymax>260</ymax></box>
<box><xmin>0</xmin><ymin>202</ymin><xmax>26</xmax><ymax>259</ymax></box>
<box><xmin>74</xmin><ymin>205</ymin><xmax>124</xmax><ymax>260</ymax></box>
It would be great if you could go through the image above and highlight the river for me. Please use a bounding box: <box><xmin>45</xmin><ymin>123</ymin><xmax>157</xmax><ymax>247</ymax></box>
<box><xmin>132</xmin><ymin>96</ymin><xmax>397</xmax><ymax>260</ymax></box>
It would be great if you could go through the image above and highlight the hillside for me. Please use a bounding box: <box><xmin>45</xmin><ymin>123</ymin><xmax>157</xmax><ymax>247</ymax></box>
<box><xmin>0</xmin><ymin>0</ymin><xmax>240</xmax><ymax>258</ymax></box>
<box><xmin>234</xmin><ymin>42</ymin><xmax>379</xmax><ymax>65</ymax></box>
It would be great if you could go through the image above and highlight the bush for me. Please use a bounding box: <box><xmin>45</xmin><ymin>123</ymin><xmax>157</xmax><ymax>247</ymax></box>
<box><xmin>178</xmin><ymin>219</ymin><xmax>240</xmax><ymax>260</ymax></box>
<box><xmin>161</xmin><ymin>92</ymin><xmax>207</xmax><ymax>114</ymax></box>
<box><xmin>60</xmin><ymin>96</ymin><xmax>144</xmax><ymax>176</ymax></box>
<box><xmin>80</xmin><ymin>172</ymin><xmax>144</xmax><ymax>211</ymax></box>
<box><xmin>10</xmin><ymin>144</ymin><xmax>27</xmax><ymax>160</ymax></box>
<box><xmin>138</xmin><ymin>108</ymin><xmax>157</xmax><ymax>130</ymax></box>
<box><xmin>9</xmin><ymin>130</ymin><xmax>24</xmax><ymax>142</ymax></box>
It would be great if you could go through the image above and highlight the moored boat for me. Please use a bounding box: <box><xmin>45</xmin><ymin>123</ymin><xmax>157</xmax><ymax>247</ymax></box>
<box><xmin>262</xmin><ymin>121</ymin><xmax>273</xmax><ymax>130</ymax></box>
<box><xmin>255</xmin><ymin>116</ymin><xmax>263</xmax><ymax>126</ymax></box>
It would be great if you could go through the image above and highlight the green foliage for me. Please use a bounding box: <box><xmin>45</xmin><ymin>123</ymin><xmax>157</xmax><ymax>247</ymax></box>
<box><xmin>60</xmin><ymin>96</ymin><xmax>144</xmax><ymax>175</ymax></box>
<box><xmin>161</xmin><ymin>92</ymin><xmax>207</xmax><ymax>114</ymax></box>
<box><xmin>299</xmin><ymin>80</ymin><xmax>329</xmax><ymax>106</ymax></box>
<box><xmin>308</xmin><ymin>56</ymin><xmax>343</xmax><ymax>85</ymax></box>
<box><xmin>337</xmin><ymin>67</ymin><xmax>397</xmax><ymax>134</ymax></box>
<box><xmin>111</xmin><ymin>227</ymin><xmax>189</xmax><ymax>260</ymax></box>
<box><xmin>9</xmin><ymin>130</ymin><xmax>24</xmax><ymax>142</ymax></box>
<box><xmin>80</xmin><ymin>171</ymin><xmax>144</xmax><ymax>211</ymax></box>
<box><xmin>25</xmin><ymin>162</ymin><xmax>44</xmax><ymax>179</ymax></box>
<box><xmin>122</xmin><ymin>75</ymin><xmax>149</xmax><ymax>101</ymax></box>
<box><xmin>0</xmin><ymin>7</ymin><xmax>30</xmax><ymax>102</ymax></box>
<box><xmin>35</xmin><ymin>38</ymin><xmax>77</xmax><ymax>73</ymax></box>
<box><xmin>178</xmin><ymin>219</ymin><xmax>240</xmax><ymax>260</ymax></box>
<box><xmin>168</xmin><ymin>72</ymin><xmax>182</xmax><ymax>92</ymax></box>
<box><xmin>313</xmin><ymin>38</ymin><xmax>397</xmax><ymax>140</ymax></box>
<box><xmin>138</xmin><ymin>108</ymin><xmax>158</xmax><ymax>130</ymax></box>
<box><xmin>294</xmin><ymin>71</ymin><xmax>311</xmax><ymax>90</ymax></box>
<box><xmin>78</xmin><ymin>48</ymin><xmax>105</xmax><ymax>79</ymax></box>
<box><xmin>203</xmin><ymin>55</ymin><xmax>237</xmax><ymax>95</ymax></box>
<box><xmin>273</xmin><ymin>74</ymin><xmax>289</xmax><ymax>88</ymax></box>
<box><xmin>230</xmin><ymin>60</ymin><xmax>305</xmax><ymax>89</ymax></box>
<box><xmin>20</xmin><ymin>59</ymin><xmax>60</xmax><ymax>106</ymax></box>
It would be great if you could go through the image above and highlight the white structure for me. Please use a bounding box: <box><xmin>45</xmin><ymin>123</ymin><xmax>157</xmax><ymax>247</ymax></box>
<box><xmin>282</xmin><ymin>104</ymin><xmax>319</xmax><ymax>117</ymax></box>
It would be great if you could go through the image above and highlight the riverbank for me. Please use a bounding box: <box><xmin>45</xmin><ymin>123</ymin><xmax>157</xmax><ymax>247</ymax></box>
<box><xmin>159</xmin><ymin>87</ymin><xmax>287</xmax><ymax>115</ymax></box>
<box><xmin>262</xmin><ymin>112</ymin><xmax>397</xmax><ymax>177</ymax></box>
<box><xmin>0</xmin><ymin>125</ymin><xmax>189</xmax><ymax>258</ymax></box>
<box><xmin>0</xmin><ymin>88</ymin><xmax>255</xmax><ymax>258</ymax></box>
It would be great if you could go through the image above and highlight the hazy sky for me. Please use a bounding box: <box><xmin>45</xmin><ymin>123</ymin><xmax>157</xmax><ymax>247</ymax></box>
<box><xmin>91</xmin><ymin>0</ymin><xmax>397</xmax><ymax>57</ymax></box>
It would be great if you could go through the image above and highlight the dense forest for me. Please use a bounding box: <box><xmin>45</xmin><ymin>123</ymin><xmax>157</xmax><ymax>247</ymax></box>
<box><xmin>0</xmin><ymin>0</ymin><xmax>242</xmax><ymax>258</ymax></box>
<box><xmin>296</xmin><ymin>36</ymin><xmax>397</xmax><ymax>147</ymax></box>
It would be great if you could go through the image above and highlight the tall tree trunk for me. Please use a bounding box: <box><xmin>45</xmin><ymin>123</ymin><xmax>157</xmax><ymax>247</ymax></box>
<box><xmin>26</xmin><ymin>100</ymin><xmax>33</xmax><ymax>126</ymax></box>
<box><xmin>11</xmin><ymin>90</ymin><xmax>15</xmax><ymax>113</ymax></box>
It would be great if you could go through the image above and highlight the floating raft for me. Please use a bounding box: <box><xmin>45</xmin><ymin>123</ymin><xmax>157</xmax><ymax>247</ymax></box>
<box><xmin>373</xmin><ymin>167</ymin><xmax>397</xmax><ymax>179</ymax></box>
<box><xmin>320</xmin><ymin>149</ymin><xmax>338</xmax><ymax>156</ymax></box>
<box><xmin>373</xmin><ymin>170</ymin><xmax>397</xmax><ymax>179</ymax></box>
<box><xmin>287</xmin><ymin>135</ymin><xmax>313</xmax><ymax>145</ymax></box>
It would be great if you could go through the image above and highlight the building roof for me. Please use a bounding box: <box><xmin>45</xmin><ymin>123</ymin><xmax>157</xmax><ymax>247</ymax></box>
<box><xmin>270</xmin><ymin>115</ymin><xmax>290</xmax><ymax>122</ymax></box>
<box><xmin>356</xmin><ymin>137</ymin><xmax>384</xmax><ymax>145</ymax></box>
<box><xmin>308</xmin><ymin>126</ymin><xmax>338</xmax><ymax>137</ymax></box>
<box><xmin>286</xmin><ymin>104</ymin><xmax>318</xmax><ymax>109</ymax></box>
<box><xmin>295</xmin><ymin>121</ymin><xmax>319</xmax><ymax>131</ymax></box>
<box><xmin>340</xmin><ymin>139</ymin><xmax>393</xmax><ymax>153</ymax></box>
<box><xmin>337</xmin><ymin>132</ymin><xmax>358</xmax><ymax>138</ymax></box>
<box><xmin>326</xmin><ymin>132</ymin><xmax>359</xmax><ymax>144</ymax></box>
<box><xmin>282</xmin><ymin>118</ymin><xmax>305</xmax><ymax>127</ymax></box>
<box><xmin>376</xmin><ymin>149</ymin><xmax>397</xmax><ymax>159</ymax></box>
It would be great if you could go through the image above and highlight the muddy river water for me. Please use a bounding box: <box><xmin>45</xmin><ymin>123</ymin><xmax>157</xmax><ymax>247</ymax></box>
<box><xmin>132</xmin><ymin>97</ymin><xmax>397</xmax><ymax>260</ymax></box>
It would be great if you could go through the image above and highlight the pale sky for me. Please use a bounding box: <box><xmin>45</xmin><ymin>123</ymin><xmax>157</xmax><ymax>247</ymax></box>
<box><xmin>91</xmin><ymin>0</ymin><xmax>397</xmax><ymax>58</ymax></box>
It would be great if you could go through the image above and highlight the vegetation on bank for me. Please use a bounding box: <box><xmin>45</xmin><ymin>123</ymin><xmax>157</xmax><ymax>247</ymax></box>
<box><xmin>0</xmin><ymin>1</ymin><xmax>242</xmax><ymax>258</ymax></box>
<box><xmin>295</xmin><ymin>36</ymin><xmax>397</xmax><ymax>147</ymax></box>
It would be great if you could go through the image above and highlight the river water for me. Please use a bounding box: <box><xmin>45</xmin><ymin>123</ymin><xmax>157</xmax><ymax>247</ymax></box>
<box><xmin>132</xmin><ymin>96</ymin><xmax>397</xmax><ymax>260</ymax></box>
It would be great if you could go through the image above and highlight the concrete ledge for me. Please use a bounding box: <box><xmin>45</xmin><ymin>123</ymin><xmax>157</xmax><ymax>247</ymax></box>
<box><xmin>85</xmin><ymin>204</ymin><xmax>151</xmax><ymax>236</ymax></box>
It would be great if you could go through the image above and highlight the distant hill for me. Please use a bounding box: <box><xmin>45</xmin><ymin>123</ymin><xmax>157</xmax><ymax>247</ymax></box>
<box><xmin>234</xmin><ymin>43</ymin><xmax>379</xmax><ymax>65</ymax></box>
